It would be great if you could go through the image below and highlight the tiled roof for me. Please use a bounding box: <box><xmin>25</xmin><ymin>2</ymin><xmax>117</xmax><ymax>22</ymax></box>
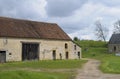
<box><xmin>0</xmin><ymin>17</ymin><xmax>71</xmax><ymax>40</ymax></box>
<box><xmin>109</xmin><ymin>33</ymin><xmax>120</xmax><ymax>44</ymax></box>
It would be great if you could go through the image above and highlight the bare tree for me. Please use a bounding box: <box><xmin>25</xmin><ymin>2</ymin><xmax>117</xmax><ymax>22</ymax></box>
<box><xmin>95</xmin><ymin>20</ymin><xmax>108</xmax><ymax>42</ymax></box>
<box><xmin>113</xmin><ymin>20</ymin><xmax>120</xmax><ymax>34</ymax></box>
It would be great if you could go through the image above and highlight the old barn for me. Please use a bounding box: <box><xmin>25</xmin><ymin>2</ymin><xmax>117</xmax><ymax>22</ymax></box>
<box><xmin>108</xmin><ymin>33</ymin><xmax>120</xmax><ymax>54</ymax></box>
<box><xmin>0</xmin><ymin>17</ymin><xmax>81</xmax><ymax>62</ymax></box>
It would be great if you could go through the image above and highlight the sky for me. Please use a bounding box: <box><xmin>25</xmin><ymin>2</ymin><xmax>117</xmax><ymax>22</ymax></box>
<box><xmin>0</xmin><ymin>0</ymin><xmax>120</xmax><ymax>40</ymax></box>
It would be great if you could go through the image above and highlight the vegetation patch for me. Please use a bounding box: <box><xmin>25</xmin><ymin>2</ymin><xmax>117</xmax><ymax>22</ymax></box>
<box><xmin>100</xmin><ymin>56</ymin><xmax>120</xmax><ymax>74</ymax></box>
<box><xmin>0</xmin><ymin>60</ymin><xmax>87</xmax><ymax>70</ymax></box>
<box><xmin>0</xmin><ymin>71</ymin><xmax>70</xmax><ymax>79</ymax></box>
<box><xmin>0</xmin><ymin>59</ymin><xmax>87</xmax><ymax>79</ymax></box>
<box><xmin>75</xmin><ymin>40</ymin><xmax>120</xmax><ymax>74</ymax></box>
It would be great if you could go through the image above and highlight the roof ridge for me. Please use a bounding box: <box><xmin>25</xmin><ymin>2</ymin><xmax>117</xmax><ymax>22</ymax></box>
<box><xmin>0</xmin><ymin>16</ymin><xmax>57</xmax><ymax>25</ymax></box>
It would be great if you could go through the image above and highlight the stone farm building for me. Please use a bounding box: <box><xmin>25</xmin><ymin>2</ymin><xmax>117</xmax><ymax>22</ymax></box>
<box><xmin>108</xmin><ymin>33</ymin><xmax>120</xmax><ymax>54</ymax></box>
<box><xmin>0</xmin><ymin>17</ymin><xmax>81</xmax><ymax>62</ymax></box>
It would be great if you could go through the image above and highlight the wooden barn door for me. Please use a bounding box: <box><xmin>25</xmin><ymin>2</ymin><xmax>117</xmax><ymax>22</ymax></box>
<box><xmin>22</xmin><ymin>43</ymin><xmax>39</xmax><ymax>61</ymax></box>
<box><xmin>0</xmin><ymin>51</ymin><xmax>6</xmax><ymax>63</ymax></box>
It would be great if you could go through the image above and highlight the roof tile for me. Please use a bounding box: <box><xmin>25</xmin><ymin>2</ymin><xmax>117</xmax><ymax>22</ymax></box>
<box><xmin>0</xmin><ymin>17</ymin><xmax>71</xmax><ymax>40</ymax></box>
<box><xmin>109</xmin><ymin>33</ymin><xmax>120</xmax><ymax>44</ymax></box>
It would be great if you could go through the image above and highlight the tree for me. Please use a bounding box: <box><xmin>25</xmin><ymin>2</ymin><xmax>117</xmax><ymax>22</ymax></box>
<box><xmin>113</xmin><ymin>20</ymin><xmax>120</xmax><ymax>34</ymax></box>
<box><xmin>94</xmin><ymin>20</ymin><xmax>108</xmax><ymax>42</ymax></box>
<box><xmin>73</xmin><ymin>37</ymin><xmax>79</xmax><ymax>41</ymax></box>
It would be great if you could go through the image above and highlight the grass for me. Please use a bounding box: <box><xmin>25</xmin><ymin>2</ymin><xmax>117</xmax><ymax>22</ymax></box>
<box><xmin>74</xmin><ymin>40</ymin><xmax>107</xmax><ymax>48</ymax></box>
<box><xmin>0</xmin><ymin>71</ymin><xmax>70</xmax><ymax>79</ymax></box>
<box><xmin>100</xmin><ymin>55</ymin><xmax>120</xmax><ymax>74</ymax></box>
<box><xmin>74</xmin><ymin>40</ymin><xmax>120</xmax><ymax>74</ymax></box>
<box><xmin>83</xmin><ymin>47</ymin><xmax>120</xmax><ymax>74</ymax></box>
<box><xmin>82</xmin><ymin>47</ymin><xmax>108</xmax><ymax>59</ymax></box>
<box><xmin>0</xmin><ymin>59</ymin><xmax>87</xmax><ymax>79</ymax></box>
<box><xmin>82</xmin><ymin>47</ymin><xmax>120</xmax><ymax>74</ymax></box>
<box><xmin>0</xmin><ymin>60</ymin><xmax>87</xmax><ymax>70</ymax></box>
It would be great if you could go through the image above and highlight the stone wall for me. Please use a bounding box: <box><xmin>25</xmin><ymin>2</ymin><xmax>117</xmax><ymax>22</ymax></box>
<box><xmin>0</xmin><ymin>37</ymin><xmax>81</xmax><ymax>61</ymax></box>
<box><xmin>108</xmin><ymin>44</ymin><xmax>120</xmax><ymax>53</ymax></box>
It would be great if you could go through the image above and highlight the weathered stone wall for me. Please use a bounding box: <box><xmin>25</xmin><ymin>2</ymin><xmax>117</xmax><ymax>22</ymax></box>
<box><xmin>108</xmin><ymin>44</ymin><xmax>120</xmax><ymax>53</ymax></box>
<box><xmin>0</xmin><ymin>37</ymin><xmax>81</xmax><ymax>61</ymax></box>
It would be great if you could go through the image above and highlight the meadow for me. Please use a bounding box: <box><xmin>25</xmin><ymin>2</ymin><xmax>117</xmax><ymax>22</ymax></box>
<box><xmin>0</xmin><ymin>71</ymin><xmax>70</xmax><ymax>79</ymax></box>
<box><xmin>0</xmin><ymin>60</ymin><xmax>86</xmax><ymax>69</ymax></box>
<box><xmin>0</xmin><ymin>60</ymin><xmax>87</xmax><ymax>79</ymax></box>
<box><xmin>76</xmin><ymin>40</ymin><xmax>120</xmax><ymax>74</ymax></box>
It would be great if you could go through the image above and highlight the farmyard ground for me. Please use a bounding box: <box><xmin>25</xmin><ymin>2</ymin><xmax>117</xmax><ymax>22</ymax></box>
<box><xmin>1</xmin><ymin>40</ymin><xmax>120</xmax><ymax>79</ymax></box>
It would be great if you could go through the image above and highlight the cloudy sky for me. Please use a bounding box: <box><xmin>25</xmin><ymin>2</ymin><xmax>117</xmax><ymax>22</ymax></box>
<box><xmin>0</xmin><ymin>0</ymin><xmax>120</xmax><ymax>40</ymax></box>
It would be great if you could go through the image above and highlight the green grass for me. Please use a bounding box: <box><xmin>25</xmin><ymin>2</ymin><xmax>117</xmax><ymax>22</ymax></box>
<box><xmin>0</xmin><ymin>71</ymin><xmax>70</xmax><ymax>79</ymax></box>
<box><xmin>0</xmin><ymin>60</ymin><xmax>87</xmax><ymax>70</ymax></box>
<box><xmin>74</xmin><ymin>40</ymin><xmax>120</xmax><ymax>74</ymax></box>
<box><xmin>0</xmin><ymin>60</ymin><xmax>87</xmax><ymax>79</ymax></box>
<box><xmin>83</xmin><ymin>47</ymin><xmax>120</xmax><ymax>74</ymax></box>
<box><xmin>74</xmin><ymin>40</ymin><xmax>107</xmax><ymax>48</ymax></box>
<box><xmin>82</xmin><ymin>47</ymin><xmax>108</xmax><ymax>59</ymax></box>
<box><xmin>100</xmin><ymin>56</ymin><xmax>120</xmax><ymax>74</ymax></box>
<box><xmin>82</xmin><ymin>46</ymin><xmax>120</xmax><ymax>74</ymax></box>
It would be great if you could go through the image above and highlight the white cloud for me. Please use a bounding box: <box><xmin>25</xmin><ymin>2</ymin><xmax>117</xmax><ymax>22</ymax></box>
<box><xmin>0</xmin><ymin>0</ymin><xmax>120</xmax><ymax>40</ymax></box>
<box><xmin>0</xmin><ymin>0</ymin><xmax>47</xmax><ymax>20</ymax></box>
<box><xmin>64</xmin><ymin>1</ymin><xmax>120</xmax><ymax>40</ymax></box>
<box><xmin>46</xmin><ymin>0</ymin><xmax>88</xmax><ymax>17</ymax></box>
<box><xmin>45</xmin><ymin>1</ymin><xmax>120</xmax><ymax>40</ymax></box>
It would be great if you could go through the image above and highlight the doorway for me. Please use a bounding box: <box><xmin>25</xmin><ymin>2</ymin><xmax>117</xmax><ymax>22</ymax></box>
<box><xmin>0</xmin><ymin>51</ymin><xmax>6</xmax><ymax>63</ymax></box>
<box><xmin>66</xmin><ymin>52</ymin><xmax>69</xmax><ymax>59</ymax></box>
<box><xmin>22</xmin><ymin>43</ymin><xmax>39</xmax><ymax>61</ymax></box>
<box><xmin>114</xmin><ymin>46</ymin><xmax>116</xmax><ymax>52</ymax></box>
<box><xmin>52</xmin><ymin>50</ymin><xmax>56</xmax><ymax>60</ymax></box>
<box><xmin>78</xmin><ymin>52</ymin><xmax>80</xmax><ymax>59</ymax></box>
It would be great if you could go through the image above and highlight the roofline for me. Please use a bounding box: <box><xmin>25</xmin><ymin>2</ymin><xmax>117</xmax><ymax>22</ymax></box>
<box><xmin>72</xmin><ymin>40</ymin><xmax>81</xmax><ymax>47</ymax></box>
<box><xmin>108</xmin><ymin>33</ymin><xmax>120</xmax><ymax>44</ymax></box>
<box><xmin>0</xmin><ymin>16</ymin><xmax>57</xmax><ymax>25</ymax></box>
<box><xmin>0</xmin><ymin>36</ymin><xmax>72</xmax><ymax>41</ymax></box>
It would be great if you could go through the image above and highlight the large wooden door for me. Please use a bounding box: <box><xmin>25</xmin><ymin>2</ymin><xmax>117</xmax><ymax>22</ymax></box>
<box><xmin>22</xmin><ymin>43</ymin><xmax>39</xmax><ymax>61</ymax></box>
<box><xmin>0</xmin><ymin>51</ymin><xmax>6</xmax><ymax>63</ymax></box>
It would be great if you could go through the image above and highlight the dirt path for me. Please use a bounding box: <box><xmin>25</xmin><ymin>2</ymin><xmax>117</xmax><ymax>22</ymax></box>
<box><xmin>75</xmin><ymin>59</ymin><xmax>120</xmax><ymax>79</ymax></box>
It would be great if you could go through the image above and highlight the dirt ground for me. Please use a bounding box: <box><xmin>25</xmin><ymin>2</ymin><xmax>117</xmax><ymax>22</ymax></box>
<box><xmin>75</xmin><ymin>59</ymin><xmax>120</xmax><ymax>79</ymax></box>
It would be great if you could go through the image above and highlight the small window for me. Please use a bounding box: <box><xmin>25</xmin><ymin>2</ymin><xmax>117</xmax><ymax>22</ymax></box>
<box><xmin>9</xmin><ymin>53</ymin><xmax>12</xmax><ymax>55</ymax></box>
<box><xmin>74</xmin><ymin>45</ymin><xmax>77</xmax><ymax>50</ymax></box>
<box><xmin>65</xmin><ymin>43</ymin><xmax>68</xmax><ymax>49</ymax></box>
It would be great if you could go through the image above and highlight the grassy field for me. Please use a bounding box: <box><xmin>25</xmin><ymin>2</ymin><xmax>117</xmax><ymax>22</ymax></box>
<box><xmin>0</xmin><ymin>60</ymin><xmax>87</xmax><ymax>69</ymax></box>
<box><xmin>0</xmin><ymin>60</ymin><xmax>87</xmax><ymax>79</ymax></box>
<box><xmin>75</xmin><ymin>40</ymin><xmax>120</xmax><ymax>74</ymax></box>
<box><xmin>82</xmin><ymin>47</ymin><xmax>120</xmax><ymax>73</ymax></box>
<box><xmin>100</xmin><ymin>55</ymin><xmax>120</xmax><ymax>74</ymax></box>
<box><xmin>0</xmin><ymin>71</ymin><xmax>70</xmax><ymax>79</ymax></box>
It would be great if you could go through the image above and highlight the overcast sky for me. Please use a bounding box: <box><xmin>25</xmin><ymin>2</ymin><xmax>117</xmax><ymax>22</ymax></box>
<box><xmin>0</xmin><ymin>0</ymin><xmax>120</xmax><ymax>40</ymax></box>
